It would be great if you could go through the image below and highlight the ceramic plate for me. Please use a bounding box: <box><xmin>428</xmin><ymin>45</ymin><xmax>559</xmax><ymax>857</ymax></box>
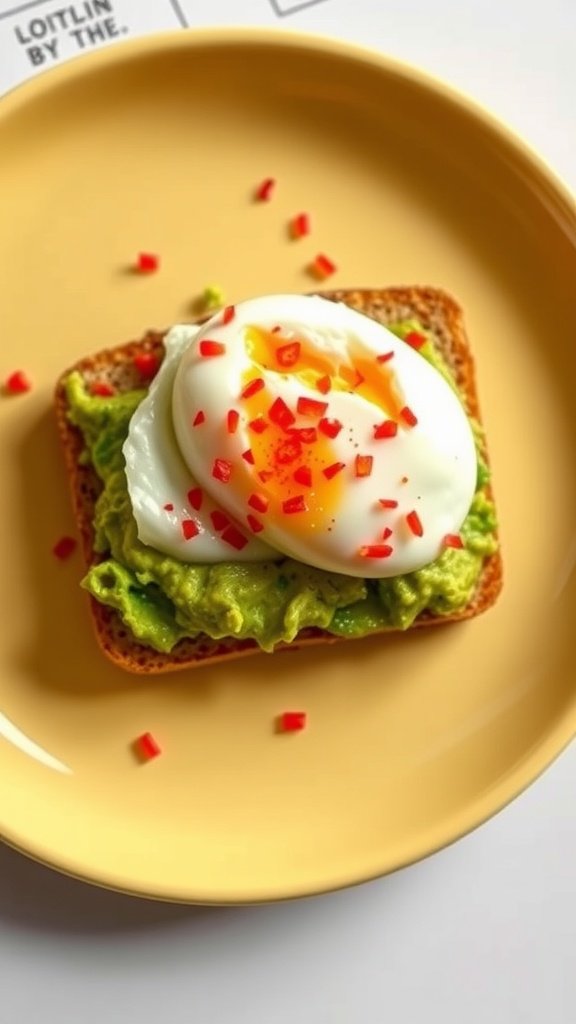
<box><xmin>1</xmin><ymin>30</ymin><xmax>575</xmax><ymax>903</ymax></box>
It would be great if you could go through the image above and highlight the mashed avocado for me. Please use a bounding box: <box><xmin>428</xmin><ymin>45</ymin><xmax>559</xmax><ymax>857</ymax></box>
<box><xmin>65</xmin><ymin>321</ymin><xmax>497</xmax><ymax>653</ymax></box>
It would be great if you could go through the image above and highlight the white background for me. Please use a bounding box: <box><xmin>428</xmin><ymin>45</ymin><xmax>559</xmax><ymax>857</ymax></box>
<box><xmin>1</xmin><ymin>1</ymin><xmax>575</xmax><ymax>1021</ymax></box>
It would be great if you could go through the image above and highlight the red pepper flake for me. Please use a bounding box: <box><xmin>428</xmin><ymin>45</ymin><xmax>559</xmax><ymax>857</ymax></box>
<box><xmin>355</xmin><ymin>455</ymin><xmax>373</xmax><ymax>478</ymax></box>
<box><xmin>163</xmin><ymin>503</ymin><xmax>174</xmax><ymax>512</ymax></box>
<box><xmin>297</xmin><ymin>396</ymin><xmax>328</xmax><ymax>418</ymax></box>
<box><xmin>293</xmin><ymin>465</ymin><xmax>312</xmax><ymax>487</ymax></box>
<box><xmin>282</xmin><ymin>495</ymin><xmax>308</xmax><ymax>514</ymax></box>
<box><xmin>376</xmin><ymin>351</ymin><xmax>395</xmax><ymax>364</ymax></box>
<box><xmin>133</xmin><ymin>352</ymin><xmax>159</xmax><ymax>379</ymax></box>
<box><xmin>222</xmin><ymin>305</ymin><xmax>235</xmax><ymax>325</ymax></box>
<box><xmin>248</xmin><ymin>492</ymin><xmax>269</xmax><ymax>513</ymax></box>
<box><xmin>269</xmin><ymin>396</ymin><xmax>296</xmax><ymax>431</ymax></box>
<box><xmin>310</xmin><ymin>253</ymin><xmax>337</xmax><ymax>280</ymax></box>
<box><xmin>247</xmin><ymin>514</ymin><xmax>264</xmax><ymax>534</ymax></box>
<box><xmin>259</xmin><ymin>470</ymin><xmax>274</xmax><ymax>483</ymax></box>
<box><xmin>187</xmin><ymin>487</ymin><xmax>202</xmax><ymax>511</ymax></box>
<box><xmin>249</xmin><ymin>416</ymin><xmax>269</xmax><ymax>434</ymax></box>
<box><xmin>291</xmin><ymin>212</ymin><xmax>311</xmax><ymax>239</ymax></box>
<box><xmin>241</xmin><ymin>377</ymin><xmax>265</xmax><ymax>400</ymax></box>
<box><xmin>4</xmin><ymin>370</ymin><xmax>32</xmax><ymax>395</ymax></box>
<box><xmin>406</xmin><ymin>510</ymin><xmax>424</xmax><ymax>537</ymax></box>
<box><xmin>382</xmin><ymin>526</ymin><xmax>393</xmax><ymax>540</ymax></box>
<box><xmin>400</xmin><ymin>405</ymin><xmax>418</xmax><ymax>428</ymax></box>
<box><xmin>255</xmin><ymin>177</ymin><xmax>276</xmax><ymax>201</ymax></box>
<box><xmin>323</xmin><ymin>461</ymin><xmax>346</xmax><ymax>480</ymax></box>
<box><xmin>374</xmin><ymin>420</ymin><xmax>398</xmax><ymax>440</ymax></box>
<box><xmin>405</xmin><ymin>331</ymin><xmax>426</xmax><ymax>350</ymax></box>
<box><xmin>378</xmin><ymin>498</ymin><xmax>398</xmax><ymax>509</ymax></box>
<box><xmin>316</xmin><ymin>374</ymin><xmax>331</xmax><ymax>394</ymax></box>
<box><xmin>200</xmin><ymin>339</ymin><xmax>226</xmax><ymax>358</ymax></box>
<box><xmin>222</xmin><ymin>524</ymin><xmax>248</xmax><ymax>551</ymax></box>
<box><xmin>211</xmin><ymin>509</ymin><xmax>230</xmax><ymax>531</ymax></box>
<box><xmin>276</xmin><ymin>342</ymin><xmax>300</xmax><ymax>368</ymax></box>
<box><xmin>359</xmin><ymin>544</ymin><xmax>393</xmax><ymax>559</ymax></box>
<box><xmin>212</xmin><ymin>458</ymin><xmax>232</xmax><ymax>483</ymax></box>
<box><xmin>242</xmin><ymin>448</ymin><xmax>255</xmax><ymax>465</ymax></box>
<box><xmin>136</xmin><ymin>252</ymin><xmax>159</xmax><ymax>273</ymax></box>
<box><xmin>288</xmin><ymin>427</ymin><xmax>317</xmax><ymax>445</ymax></box>
<box><xmin>134</xmin><ymin>732</ymin><xmax>162</xmax><ymax>761</ymax></box>
<box><xmin>318</xmin><ymin>417</ymin><xmax>342</xmax><ymax>439</ymax></box>
<box><xmin>227</xmin><ymin>409</ymin><xmax>239</xmax><ymax>434</ymax></box>
<box><xmin>52</xmin><ymin>535</ymin><xmax>76</xmax><ymax>560</ymax></box>
<box><xmin>443</xmin><ymin>533</ymin><xmax>464</xmax><ymax>549</ymax></box>
<box><xmin>90</xmin><ymin>381</ymin><xmax>115</xmax><ymax>398</ymax></box>
<box><xmin>276</xmin><ymin>438</ymin><xmax>303</xmax><ymax>464</ymax></box>
<box><xmin>182</xmin><ymin>518</ymin><xmax>199</xmax><ymax>540</ymax></box>
<box><xmin>192</xmin><ymin>410</ymin><xmax>205</xmax><ymax>427</ymax></box>
<box><xmin>279</xmin><ymin>711</ymin><xmax>307</xmax><ymax>733</ymax></box>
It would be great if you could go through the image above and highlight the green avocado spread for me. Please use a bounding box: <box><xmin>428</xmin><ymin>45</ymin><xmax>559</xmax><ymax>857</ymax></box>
<box><xmin>65</xmin><ymin>321</ymin><xmax>497</xmax><ymax>653</ymax></box>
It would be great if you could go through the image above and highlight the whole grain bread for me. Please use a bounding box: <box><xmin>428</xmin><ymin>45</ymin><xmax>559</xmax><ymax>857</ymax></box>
<box><xmin>54</xmin><ymin>287</ymin><xmax>502</xmax><ymax>674</ymax></box>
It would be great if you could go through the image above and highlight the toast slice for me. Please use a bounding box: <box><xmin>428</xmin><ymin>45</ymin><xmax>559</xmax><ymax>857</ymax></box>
<box><xmin>54</xmin><ymin>287</ymin><xmax>502</xmax><ymax>673</ymax></box>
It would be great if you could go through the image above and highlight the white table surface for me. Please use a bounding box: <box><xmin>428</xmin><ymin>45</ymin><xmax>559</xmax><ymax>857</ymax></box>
<box><xmin>1</xmin><ymin>1</ymin><xmax>575</xmax><ymax>1022</ymax></box>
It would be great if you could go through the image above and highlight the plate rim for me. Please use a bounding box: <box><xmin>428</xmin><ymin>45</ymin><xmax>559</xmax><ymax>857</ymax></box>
<box><xmin>1</xmin><ymin>27</ymin><xmax>575</xmax><ymax>904</ymax></box>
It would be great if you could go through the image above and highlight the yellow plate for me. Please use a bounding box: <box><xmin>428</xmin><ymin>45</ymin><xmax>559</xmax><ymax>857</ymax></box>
<box><xmin>1</xmin><ymin>30</ymin><xmax>575</xmax><ymax>904</ymax></box>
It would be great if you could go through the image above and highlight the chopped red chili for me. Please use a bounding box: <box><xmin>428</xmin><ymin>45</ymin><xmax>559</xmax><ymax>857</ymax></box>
<box><xmin>210</xmin><ymin>509</ymin><xmax>230</xmax><ymax>531</ymax></box>
<box><xmin>279</xmin><ymin>711</ymin><xmax>307</xmax><ymax>732</ymax></box>
<box><xmin>359</xmin><ymin>544</ymin><xmax>393</xmax><ymax>558</ymax></box>
<box><xmin>340</xmin><ymin>365</ymin><xmax>364</xmax><ymax>389</ymax></box>
<box><xmin>249</xmin><ymin>416</ymin><xmax>268</xmax><ymax>434</ymax></box>
<box><xmin>134</xmin><ymin>732</ymin><xmax>162</xmax><ymax>761</ymax></box>
<box><xmin>318</xmin><ymin>417</ymin><xmax>342</xmax><ymax>439</ymax></box>
<box><xmin>269</xmin><ymin>396</ymin><xmax>296</xmax><ymax>431</ymax></box>
<box><xmin>405</xmin><ymin>331</ymin><xmax>426</xmax><ymax>350</ymax></box>
<box><xmin>376</xmin><ymin>351</ymin><xmax>394</xmax><ymax>364</ymax></box>
<box><xmin>182</xmin><ymin>519</ymin><xmax>199</xmax><ymax>540</ymax></box>
<box><xmin>163</xmin><ymin>503</ymin><xmax>174</xmax><ymax>512</ymax></box>
<box><xmin>248</xmin><ymin>492</ymin><xmax>269</xmax><ymax>513</ymax></box>
<box><xmin>293</xmin><ymin>466</ymin><xmax>312</xmax><ymax>487</ymax></box>
<box><xmin>52</xmin><ymin>536</ymin><xmax>76</xmax><ymax>560</ymax></box>
<box><xmin>136</xmin><ymin>252</ymin><xmax>159</xmax><ymax>273</ymax></box>
<box><xmin>227</xmin><ymin>409</ymin><xmax>239</xmax><ymax>434</ymax></box>
<box><xmin>297</xmin><ymin>396</ymin><xmax>328</xmax><ymax>418</ymax></box>
<box><xmin>222</xmin><ymin>305</ymin><xmax>235</xmax><ymax>325</ymax></box>
<box><xmin>212</xmin><ymin>458</ymin><xmax>232</xmax><ymax>483</ymax></box>
<box><xmin>355</xmin><ymin>455</ymin><xmax>373</xmax><ymax>478</ymax></box>
<box><xmin>282</xmin><ymin>495</ymin><xmax>308</xmax><ymax>514</ymax></box>
<box><xmin>310</xmin><ymin>253</ymin><xmax>337</xmax><ymax>279</ymax></box>
<box><xmin>291</xmin><ymin>212</ymin><xmax>311</xmax><ymax>238</ymax></box>
<box><xmin>276</xmin><ymin>342</ymin><xmax>300</xmax><ymax>368</ymax></box>
<box><xmin>316</xmin><ymin>374</ymin><xmax>331</xmax><ymax>394</ymax></box>
<box><xmin>400</xmin><ymin>406</ymin><xmax>418</xmax><ymax>427</ymax></box>
<box><xmin>247</xmin><ymin>514</ymin><xmax>264</xmax><ymax>533</ymax></box>
<box><xmin>406</xmin><ymin>510</ymin><xmax>424</xmax><ymax>537</ymax></box>
<box><xmin>90</xmin><ymin>381</ymin><xmax>115</xmax><ymax>397</ymax></box>
<box><xmin>382</xmin><ymin>526</ymin><xmax>393</xmax><ymax>540</ymax></box>
<box><xmin>221</xmin><ymin>525</ymin><xmax>248</xmax><ymax>550</ymax></box>
<box><xmin>242</xmin><ymin>448</ymin><xmax>255</xmax><ymax>465</ymax></box>
<box><xmin>288</xmin><ymin>427</ymin><xmax>317</xmax><ymax>444</ymax></box>
<box><xmin>4</xmin><ymin>370</ymin><xmax>31</xmax><ymax>395</ymax></box>
<box><xmin>134</xmin><ymin>352</ymin><xmax>159</xmax><ymax>378</ymax></box>
<box><xmin>323</xmin><ymin>461</ymin><xmax>345</xmax><ymax>480</ymax></box>
<box><xmin>199</xmin><ymin>339</ymin><xmax>226</xmax><ymax>358</ymax></box>
<box><xmin>255</xmin><ymin>177</ymin><xmax>276</xmax><ymax>201</ymax></box>
<box><xmin>241</xmin><ymin>377</ymin><xmax>265</xmax><ymax>400</ymax></box>
<box><xmin>192</xmin><ymin>410</ymin><xmax>205</xmax><ymax>427</ymax></box>
<box><xmin>187</xmin><ymin>487</ymin><xmax>202</xmax><ymax>510</ymax></box>
<box><xmin>443</xmin><ymin>533</ymin><xmax>464</xmax><ymax>549</ymax></box>
<box><xmin>374</xmin><ymin>420</ymin><xmax>398</xmax><ymax>440</ymax></box>
<box><xmin>276</xmin><ymin>439</ymin><xmax>303</xmax><ymax>464</ymax></box>
<box><xmin>259</xmin><ymin>469</ymin><xmax>274</xmax><ymax>482</ymax></box>
<box><xmin>378</xmin><ymin>498</ymin><xmax>398</xmax><ymax>509</ymax></box>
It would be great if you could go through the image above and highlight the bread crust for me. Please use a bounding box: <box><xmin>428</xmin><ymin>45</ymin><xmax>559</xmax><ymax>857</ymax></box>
<box><xmin>54</xmin><ymin>287</ymin><xmax>502</xmax><ymax>673</ymax></box>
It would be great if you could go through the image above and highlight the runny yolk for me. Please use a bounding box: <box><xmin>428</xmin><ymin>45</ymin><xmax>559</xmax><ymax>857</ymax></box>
<box><xmin>238</xmin><ymin>325</ymin><xmax>406</xmax><ymax>535</ymax></box>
